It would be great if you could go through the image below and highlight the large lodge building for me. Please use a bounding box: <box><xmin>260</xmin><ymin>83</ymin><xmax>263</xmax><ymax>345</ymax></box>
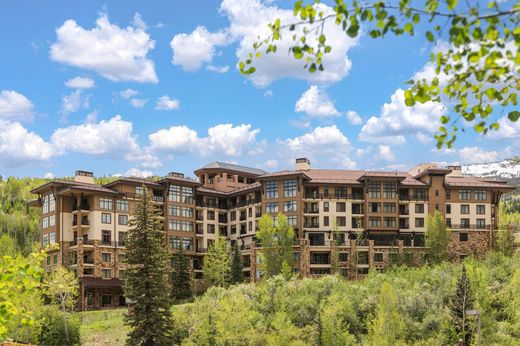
<box><xmin>30</xmin><ymin>158</ymin><xmax>514</xmax><ymax>310</ymax></box>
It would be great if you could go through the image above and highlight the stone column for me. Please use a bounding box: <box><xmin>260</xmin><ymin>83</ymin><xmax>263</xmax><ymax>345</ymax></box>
<box><xmin>368</xmin><ymin>240</ymin><xmax>374</xmax><ymax>270</ymax></box>
<box><xmin>349</xmin><ymin>240</ymin><xmax>357</xmax><ymax>279</ymax></box>
<box><xmin>249</xmin><ymin>241</ymin><xmax>257</xmax><ymax>282</ymax></box>
<box><xmin>299</xmin><ymin>238</ymin><xmax>310</xmax><ymax>278</ymax></box>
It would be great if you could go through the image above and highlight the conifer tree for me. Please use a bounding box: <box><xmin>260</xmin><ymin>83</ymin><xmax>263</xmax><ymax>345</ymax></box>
<box><xmin>450</xmin><ymin>265</ymin><xmax>474</xmax><ymax>346</ymax></box>
<box><xmin>426</xmin><ymin>210</ymin><xmax>451</xmax><ymax>263</ymax></box>
<box><xmin>124</xmin><ymin>186</ymin><xmax>173</xmax><ymax>345</ymax></box>
<box><xmin>172</xmin><ymin>244</ymin><xmax>192</xmax><ymax>301</ymax></box>
<box><xmin>229</xmin><ymin>242</ymin><xmax>244</xmax><ymax>284</ymax></box>
<box><xmin>202</xmin><ymin>236</ymin><xmax>230</xmax><ymax>287</ymax></box>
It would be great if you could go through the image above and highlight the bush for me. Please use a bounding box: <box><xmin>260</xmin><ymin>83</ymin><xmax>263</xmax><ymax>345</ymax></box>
<box><xmin>39</xmin><ymin>306</ymin><xmax>80</xmax><ymax>346</ymax></box>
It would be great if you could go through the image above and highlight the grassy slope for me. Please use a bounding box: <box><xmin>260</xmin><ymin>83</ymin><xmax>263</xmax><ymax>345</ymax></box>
<box><xmin>79</xmin><ymin>309</ymin><xmax>128</xmax><ymax>346</ymax></box>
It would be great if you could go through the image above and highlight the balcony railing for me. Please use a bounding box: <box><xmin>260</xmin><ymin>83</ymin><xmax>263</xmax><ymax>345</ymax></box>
<box><xmin>399</xmin><ymin>195</ymin><xmax>428</xmax><ymax>201</ymax></box>
<box><xmin>152</xmin><ymin>196</ymin><xmax>164</xmax><ymax>203</ymax></box>
<box><xmin>304</xmin><ymin>207</ymin><xmax>320</xmax><ymax>214</ymax></box>
<box><xmin>196</xmin><ymin>247</ymin><xmax>208</xmax><ymax>253</ymax></box>
<box><xmin>304</xmin><ymin>223</ymin><xmax>320</xmax><ymax>229</ymax></box>
<box><xmin>448</xmin><ymin>224</ymin><xmax>488</xmax><ymax>229</ymax></box>
<box><xmin>303</xmin><ymin>193</ymin><xmax>364</xmax><ymax>200</ymax></box>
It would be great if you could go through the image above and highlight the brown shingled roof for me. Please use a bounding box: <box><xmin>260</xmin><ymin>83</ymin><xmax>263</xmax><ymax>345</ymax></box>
<box><xmin>445</xmin><ymin>176</ymin><xmax>516</xmax><ymax>189</ymax></box>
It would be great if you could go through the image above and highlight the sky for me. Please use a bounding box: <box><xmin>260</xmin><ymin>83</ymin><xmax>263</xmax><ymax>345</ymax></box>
<box><xmin>0</xmin><ymin>0</ymin><xmax>518</xmax><ymax>179</ymax></box>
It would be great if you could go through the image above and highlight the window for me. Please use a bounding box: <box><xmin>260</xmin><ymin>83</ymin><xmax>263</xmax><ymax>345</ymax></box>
<box><xmin>183</xmin><ymin>237</ymin><xmax>193</xmax><ymax>251</ymax></box>
<box><xmin>182</xmin><ymin>207</ymin><xmax>193</xmax><ymax>218</ymax></box>
<box><xmin>459</xmin><ymin>189</ymin><xmax>471</xmax><ymax>200</ymax></box>
<box><xmin>352</xmin><ymin>203</ymin><xmax>363</xmax><ymax>214</ymax></box>
<box><xmin>460</xmin><ymin>205</ymin><xmax>470</xmax><ymax>214</ymax></box>
<box><xmin>435</xmin><ymin>190</ymin><xmax>439</xmax><ymax>196</ymax></box>
<box><xmin>339</xmin><ymin>253</ymin><xmax>348</xmax><ymax>262</ymax></box>
<box><xmin>266</xmin><ymin>202</ymin><xmax>278</xmax><ymax>213</ymax></box>
<box><xmin>336</xmin><ymin>216</ymin><xmax>346</xmax><ymax>226</ymax></box>
<box><xmin>101</xmin><ymin>294</ymin><xmax>112</xmax><ymax>306</ymax></box>
<box><xmin>374</xmin><ymin>253</ymin><xmax>383</xmax><ymax>263</ymax></box>
<box><xmin>284</xmin><ymin>201</ymin><xmax>297</xmax><ymax>212</ymax></box>
<box><xmin>169</xmin><ymin>206</ymin><xmax>180</xmax><ymax>216</ymax></box>
<box><xmin>334</xmin><ymin>187</ymin><xmax>347</xmax><ymax>198</ymax></box>
<box><xmin>168</xmin><ymin>185</ymin><xmax>181</xmax><ymax>202</ymax></box>
<box><xmin>231</xmin><ymin>211</ymin><xmax>237</xmax><ymax>221</ymax></box>
<box><xmin>102</xmin><ymin>253</ymin><xmax>111</xmax><ymax>262</ymax></box>
<box><xmin>459</xmin><ymin>233</ymin><xmax>468</xmax><ymax>242</ymax></box>
<box><xmin>446</xmin><ymin>204</ymin><xmax>451</xmax><ymax>214</ymax></box>
<box><xmin>384</xmin><ymin>217</ymin><xmax>396</xmax><ymax>228</ymax></box>
<box><xmin>118</xmin><ymin>214</ymin><xmax>128</xmax><ymax>225</ymax></box>
<box><xmin>102</xmin><ymin>230</ymin><xmax>111</xmax><ymax>244</ymax></box>
<box><xmin>475</xmin><ymin>190</ymin><xmax>487</xmax><ymax>200</ymax></box>
<box><xmin>42</xmin><ymin>233</ymin><xmax>49</xmax><ymax>247</ymax></box>
<box><xmin>368</xmin><ymin>182</ymin><xmax>381</xmax><ymax>198</ymax></box>
<box><xmin>265</xmin><ymin>181</ymin><xmax>278</xmax><ymax>199</ymax></box>
<box><xmin>284</xmin><ymin>179</ymin><xmax>297</xmax><ymax>197</ymax></box>
<box><xmin>53</xmin><ymin>254</ymin><xmax>58</xmax><ymax>264</ymax></box>
<box><xmin>415</xmin><ymin>204</ymin><xmax>424</xmax><ymax>214</ymax></box>
<box><xmin>135</xmin><ymin>186</ymin><xmax>143</xmax><ymax>195</ymax></box>
<box><xmin>49</xmin><ymin>232</ymin><xmax>56</xmax><ymax>244</ymax></box>
<box><xmin>49</xmin><ymin>195</ymin><xmax>55</xmax><ymax>212</ymax></box>
<box><xmin>368</xmin><ymin>202</ymin><xmax>381</xmax><ymax>213</ymax></box>
<box><xmin>323</xmin><ymin>202</ymin><xmax>329</xmax><ymax>212</ymax></box>
<box><xmin>182</xmin><ymin>186</ymin><xmax>194</xmax><ymax>204</ymax></box>
<box><xmin>336</xmin><ymin>202</ymin><xmax>346</xmax><ymax>212</ymax></box>
<box><xmin>231</xmin><ymin>225</ymin><xmax>237</xmax><ymax>235</ymax></box>
<box><xmin>101</xmin><ymin>213</ymin><xmax>111</xmax><ymax>224</ymax></box>
<box><xmin>415</xmin><ymin>218</ymin><xmax>425</xmax><ymax>227</ymax></box>
<box><xmin>369</xmin><ymin>217</ymin><xmax>381</xmax><ymax>228</ymax></box>
<box><xmin>46</xmin><ymin>255</ymin><xmax>51</xmax><ymax>265</ymax></box>
<box><xmin>42</xmin><ymin>217</ymin><xmax>49</xmax><ymax>229</ymax></box>
<box><xmin>383</xmin><ymin>203</ymin><xmax>396</xmax><ymax>213</ymax></box>
<box><xmin>461</xmin><ymin>218</ymin><xmax>470</xmax><ymax>228</ymax></box>
<box><xmin>207</xmin><ymin>224</ymin><xmax>215</xmax><ymax>234</ymax></box>
<box><xmin>100</xmin><ymin>198</ymin><xmax>113</xmax><ymax>210</ymax></box>
<box><xmin>119</xmin><ymin>270</ymin><xmax>126</xmax><ymax>280</ymax></box>
<box><xmin>118</xmin><ymin>253</ymin><xmax>126</xmax><ymax>263</ymax></box>
<box><xmin>415</xmin><ymin>189</ymin><xmax>427</xmax><ymax>200</ymax></box>
<box><xmin>207</xmin><ymin>210</ymin><xmax>215</xmax><ymax>220</ymax></box>
<box><xmin>182</xmin><ymin>221</ymin><xmax>193</xmax><ymax>232</ymax></box>
<box><xmin>383</xmin><ymin>182</ymin><xmax>397</xmax><ymax>199</ymax></box>
<box><xmin>324</xmin><ymin>216</ymin><xmax>329</xmax><ymax>227</ymax></box>
<box><xmin>169</xmin><ymin>220</ymin><xmax>181</xmax><ymax>231</ymax></box>
<box><xmin>476</xmin><ymin>219</ymin><xmax>486</xmax><ymax>229</ymax></box>
<box><xmin>102</xmin><ymin>269</ymin><xmax>112</xmax><ymax>279</ymax></box>
<box><xmin>476</xmin><ymin>205</ymin><xmax>485</xmax><ymax>215</ymax></box>
<box><xmin>42</xmin><ymin>195</ymin><xmax>49</xmax><ymax>214</ymax></box>
<box><xmin>288</xmin><ymin>215</ymin><xmax>297</xmax><ymax>226</ymax></box>
<box><xmin>446</xmin><ymin>190</ymin><xmax>451</xmax><ymax>200</ymax></box>
<box><xmin>116</xmin><ymin>200</ymin><xmax>129</xmax><ymax>212</ymax></box>
<box><xmin>169</xmin><ymin>236</ymin><xmax>180</xmax><ymax>249</ymax></box>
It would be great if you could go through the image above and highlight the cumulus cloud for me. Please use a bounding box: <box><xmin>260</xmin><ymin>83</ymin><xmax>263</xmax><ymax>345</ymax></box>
<box><xmin>64</xmin><ymin>77</ymin><xmax>95</xmax><ymax>89</ymax></box>
<box><xmin>43</xmin><ymin>172</ymin><xmax>55</xmax><ymax>179</ymax></box>
<box><xmin>125</xmin><ymin>167</ymin><xmax>153</xmax><ymax>178</ymax></box>
<box><xmin>346</xmin><ymin>110</ymin><xmax>362</xmax><ymax>125</ymax></box>
<box><xmin>149</xmin><ymin>123</ymin><xmax>260</xmax><ymax>157</ymax></box>
<box><xmin>61</xmin><ymin>90</ymin><xmax>90</xmax><ymax>118</ymax></box>
<box><xmin>0</xmin><ymin>90</ymin><xmax>35</xmax><ymax>122</ymax></box>
<box><xmin>206</xmin><ymin>65</ymin><xmax>230</xmax><ymax>73</ymax></box>
<box><xmin>264</xmin><ymin>159</ymin><xmax>278</xmax><ymax>169</ymax></box>
<box><xmin>378</xmin><ymin>145</ymin><xmax>395</xmax><ymax>161</ymax></box>
<box><xmin>0</xmin><ymin>120</ymin><xmax>54</xmax><ymax>167</ymax></box>
<box><xmin>50</xmin><ymin>13</ymin><xmax>158</xmax><ymax>83</ymax></box>
<box><xmin>129</xmin><ymin>98</ymin><xmax>148</xmax><ymax>108</ymax></box>
<box><xmin>120</xmin><ymin>89</ymin><xmax>139</xmax><ymax>99</ymax></box>
<box><xmin>359</xmin><ymin>89</ymin><xmax>445</xmax><ymax>144</ymax></box>
<box><xmin>280</xmin><ymin>125</ymin><xmax>356</xmax><ymax>168</ymax></box>
<box><xmin>295</xmin><ymin>86</ymin><xmax>340</xmax><ymax>118</ymax></box>
<box><xmin>155</xmin><ymin>95</ymin><xmax>180</xmax><ymax>111</ymax></box>
<box><xmin>488</xmin><ymin>116</ymin><xmax>520</xmax><ymax>139</ymax></box>
<box><xmin>170</xmin><ymin>26</ymin><xmax>229</xmax><ymax>72</ymax></box>
<box><xmin>458</xmin><ymin>146</ymin><xmax>499</xmax><ymax>164</ymax></box>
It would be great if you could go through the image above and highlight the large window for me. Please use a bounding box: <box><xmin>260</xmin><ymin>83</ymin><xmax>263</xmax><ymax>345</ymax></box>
<box><xmin>460</xmin><ymin>205</ymin><xmax>470</xmax><ymax>214</ymax></box>
<box><xmin>265</xmin><ymin>181</ymin><xmax>278</xmax><ymax>199</ymax></box>
<box><xmin>284</xmin><ymin>179</ymin><xmax>297</xmax><ymax>197</ymax></box>
<box><xmin>101</xmin><ymin>213</ymin><xmax>112</xmax><ymax>224</ymax></box>
<box><xmin>368</xmin><ymin>182</ymin><xmax>381</xmax><ymax>198</ymax></box>
<box><xmin>182</xmin><ymin>221</ymin><xmax>193</xmax><ymax>232</ymax></box>
<box><xmin>169</xmin><ymin>236</ymin><xmax>181</xmax><ymax>249</ymax></box>
<box><xmin>335</xmin><ymin>187</ymin><xmax>347</xmax><ymax>198</ymax></box>
<box><xmin>183</xmin><ymin>237</ymin><xmax>193</xmax><ymax>251</ymax></box>
<box><xmin>288</xmin><ymin>215</ymin><xmax>297</xmax><ymax>226</ymax></box>
<box><xmin>169</xmin><ymin>220</ymin><xmax>181</xmax><ymax>231</ymax></box>
<box><xmin>182</xmin><ymin>187</ymin><xmax>193</xmax><ymax>204</ymax></box>
<box><xmin>461</xmin><ymin>218</ymin><xmax>470</xmax><ymax>228</ymax></box>
<box><xmin>415</xmin><ymin>218</ymin><xmax>425</xmax><ymax>227</ymax></box>
<box><xmin>135</xmin><ymin>186</ymin><xmax>143</xmax><ymax>195</ymax></box>
<box><xmin>116</xmin><ymin>200</ymin><xmax>129</xmax><ymax>212</ymax></box>
<box><xmin>336</xmin><ymin>216</ymin><xmax>346</xmax><ymax>226</ymax></box>
<box><xmin>100</xmin><ymin>198</ymin><xmax>113</xmax><ymax>210</ymax></box>
<box><xmin>102</xmin><ymin>269</ymin><xmax>112</xmax><ymax>279</ymax></box>
<box><xmin>475</xmin><ymin>190</ymin><xmax>487</xmax><ymax>200</ymax></box>
<box><xmin>383</xmin><ymin>203</ymin><xmax>396</xmax><ymax>213</ymax></box>
<box><xmin>459</xmin><ymin>189</ymin><xmax>471</xmax><ymax>200</ymax></box>
<box><xmin>182</xmin><ymin>207</ymin><xmax>193</xmax><ymax>218</ymax></box>
<box><xmin>415</xmin><ymin>204</ymin><xmax>424</xmax><ymax>214</ymax></box>
<box><xmin>383</xmin><ymin>182</ymin><xmax>397</xmax><ymax>199</ymax></box>
<box><xmin>168</xmin><ymin>185</ymin><xmax>181</xmax><ymax>202</ymax></box>
<box><xmin>368</xmin><ymin>202</ymin><xmax>381</xmax><ymax>213</ymax></box>
<box><xmin>476</xmin><ymin>205</ymin><xmax>486</xmax><ymax>215</ymax></box>
<box><xmin>118</xmin><ymin>232</ymin><xmax>127</xmax><ymax>246</ymax></box>
<box><xmin>169</xmin><ymin>206</ymin><xmax>180</xmax><ymax>216</ymax></box>
<box><xmin>383</xmin><ymin>217</ymin><xmax>396</xmax><ymax>228</ymax></box>
<box><xmin>102</xmin><ymin>230</ymin><xmax>111</xmax><ymax>244</ymax></box>
<box><xmin>49</xmin><ymin>232</ymin><xmax>56</xmax><ymax>244</ymax></box>
<box><xmin>49</xmin><ymin>195</ymin><xmax>55</xmax><ymax>212</ymax></box>
<box><xmin>102</xmin><ymin>253</ymin><xmax>111</xmax><ymax>262</ymax></box>
<box><xmin>42</xmin><ymin>195</ymin><xmax>49</xmax><ymax>214</ymax></box>
<box><xmin>118</xmin><ymin>214</ymin><xmax>128</xmax><ymax>225</ymax></box>
<box><xmin>266</xmin><ymin>202</ymin><xmax>278</xmax><ymax>213</ymax></box>
<box><xmin>284</xmin><ymin>201</ymin><xmax>297</xmax><ymax>212</ymax></box>
<box><xmin>336</xmin><ymin>202</ymin><xmax>346</xmax><ymax>212</ymax></box>
<box><xmin>369</xmin><ymin>217</ymin><xmax>381</xmax><ymax>228</ymax></box>
<box><xmin>476</xmin><ymin>219</ymin><xmax>486</xmax><ymax>229</ymax></box>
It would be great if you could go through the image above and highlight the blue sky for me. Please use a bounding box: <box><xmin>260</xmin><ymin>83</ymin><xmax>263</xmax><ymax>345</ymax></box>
<box><xmin>0</xmin><ymin>0</ymin><xmax>517</xmax><ymax>179</ymax></box>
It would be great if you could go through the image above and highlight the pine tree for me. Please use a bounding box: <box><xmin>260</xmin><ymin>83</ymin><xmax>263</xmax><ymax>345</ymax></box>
<box><xmin>202</xmin><ymin>236</ymin><xmax>230</xmax><ymax>287</ymax></box>
<box><xmin>368</xmin><ymin>282</ymin><xmax>406</xmax><ymax>346</ymax></box>
<box><xmin>229</xmin><ymin>242</ymin><xmax>244</xmax><ymax>284</ymax></box>
<box><xmin>124</xmin><ymin>186</ymin><xmax>173</xmax><ymax>345</ymax></box>
<box><xmin>426</xmin><ymin>210</ymin><xmax>451</xmax><ymax>263</ymax></box>
<box><xmin>172</xmin><ymin>244</ymin><xmax>192</xmax><ymax>301</ymax></box>
<box><xmin>450</xmin><ymin>265</ymin><xmax>474</xmax><ymax>346</ymax></box>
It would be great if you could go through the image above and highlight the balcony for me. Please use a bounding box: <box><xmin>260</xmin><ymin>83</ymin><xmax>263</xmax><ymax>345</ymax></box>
<box><xmin>100</xmin><ymin>241</ymin><xmax>117</xmax><ymax>247</ymax></box>
<box><xmin>304</xmin><ymin>222</ymin><xmax>320</xmax><ymax>229</ymax></box>
<box><xmin>196</xmin><ymin>247</ymin><xmax>208</xmax><ymax>253</ymax></box>
<box><xmin>449</xmin><ymin>224</ymin><xmax>488</xmax><ymax>230</ymax></box>
<box><xmin>310</xmin><ymin>253</ymin><xmax>330</xmax><ymax>265</ymax></box>
<box><xmin>304</xmin><ymin>206</ymin><xmax>319</xmax><ymax>214</ymax></box>
<box><xmin>83</xmin><ymin>255</ymin><xmax>94</xmax><ymax>265</ymax></box>
<box><xmin>152</xmin><ymin>195</ymin><xmax>164</xmax><ymax>204</ymax></box>
<box><xmin>72</xmin><ymin>216</ymin><xmax>90</xmax><ymax>228</ymax></box>
<box><xmin>399</xmin><ymin>195</ymin><xmax>428</xmax><ymax>201</ymax></box>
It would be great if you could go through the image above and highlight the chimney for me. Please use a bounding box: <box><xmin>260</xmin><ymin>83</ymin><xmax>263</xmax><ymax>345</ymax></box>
<box><xmin>74</xmin><ymin>170</ymin><xmax>95</xmax><ymax>184</ymax></box>
<box><xmin>168</xmin><ymin>171</ymin><xmax>185</xmax><ymax>178</ymax></box>
<box><xmin>446</xmin><ymin>165</ymin><xmax>463</xmax><ymax>177</ymax></box>
<box><xmin>295</xmin><ymin>158</ymin><xmax>311</xmax><ymax>171</ymax></box>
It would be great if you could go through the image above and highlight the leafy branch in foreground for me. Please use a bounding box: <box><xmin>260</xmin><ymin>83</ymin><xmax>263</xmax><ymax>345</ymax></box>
<box><xmin>240</xmin><ymin>0</ymin><xmax>520</xmax><ymax>148</ymax></box>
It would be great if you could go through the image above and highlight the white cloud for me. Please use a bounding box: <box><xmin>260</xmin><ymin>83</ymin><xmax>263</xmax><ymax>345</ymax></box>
<box><xmin>0</xmin><ymin>90</ymin><xmax>35</xmax><ymax>122</ymax></box>
<box><xmin>64</xmin><ymin>77</ymin><xmax>95</xmax><ymax>89</ymax></box>
<box><xmin>125</xmin><ymin>167</ymin><xmax>153</xmax><ymax>178</ymax></box>
<box><xmin>488</xmin><ymin>116</ymin><xmax>520</xmax><ymax>139</ymax></box>
<box><xmin>131</xmin><ymin>12</ymin><xmax>147</xmax><ymax>31</ymax></box>
<box><xmin>61</xmin><ymin>90</ymin><xmax>89</xmax><ymax>117</ymax></box>
<box><xmin>43</xmin><ymin>172</ymin><xmax>55</xmax><ymax>179</ymax></box>
<box><xmin>149</xmin><ymin>123</ymin><xmax>260</xmax><ymax>157</ymax></box>
<box><xmin>264</xmin><ymin>159</ymin><xmax>278</xmax><ymax>168</ymax></box>
<box><xmin>416</xmin><ymin>132</ymin><xmax>433</xmax><ymax>144</ymax></box>
<box><xmin>206</xmin><ymin>65</ymin><xmax>230</xmax><ymax>73</ymax></box>
<box><xmin>129</xmin><ymin>98</ymin><xmax>148</xmax><ymax>108</ymax></box>
<box><xmin>356</xmin><ymin>146</ymin><xmax>372</xmax><ymax>157</ymax></box>
<box><xmin>458</xmin><ymin>146</ymin><xmax>499</xmax><ymax>164</ymax></box>
<box><xmin>378</xmin><ymin>145</ymin><xmax>395</xmax><ymax>161</ymax></box>
<box><xmin>295</xmin><ymin>86</ymin><xmax>340</xmax><ymax>118</ymax></box>
<box><xmin>155</xmin><ymin>95</ymin><xmax>180</xmax><ymax>111</ymax></box>
<box><xmin>0</xmin><ymin>120</ymin><xmax>54</xmax><ymax>167</ymax></box>
<box><xmin>280</xmin><ymin>125</ymin><xmax>356</xmax><ymax>168</ymax></box>
<box><xmin>120</xmin><ymin>89</ymin><xmax>139</xmax><ymax>99</ymax></box>
<box><xmin>359</xmin><ymin>89</ymin><xmax>445</xmax><ymax>144</ymax></box>
<box><xmin>263</xmin><ymin>90</ymin><xmax>273</xmax><ymax>97</ymax></box>
<box><xmin>170</xmin><ymin>26</ymin><xmax>228</xmax><ymax>72</ymax></box>
<box><xmin>346</xmin><ymin>110</ymin><xmax>362</xmax><ymax>125</ymax></box>
<box><xmin>50</xmin><ymin>13</ymin><xmax>158</xmax><ymax>83</ymax></box>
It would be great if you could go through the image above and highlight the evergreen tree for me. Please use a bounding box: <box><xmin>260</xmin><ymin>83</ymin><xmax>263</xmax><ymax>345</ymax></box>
<box><xmin>202</xmin><ymin>236</ymin><xmax>230</xmax><ymax>287</ymax></box>
<box><xmin>172</xmin><ymin>244</ymin><xmax>192</xmax><ymax>301</ymax></box>
<box><xmin>229</xmin><ymin>242</ymin><xmax>244</xmax><ymax>284</ymax></box>
<box><xmin>450</xmin><ymin>265</ymin><xmax>474</xmax><ymax>346</ymax></box>
<box><xmin>368</xmin><ymin>282</ymin><xmax>406</xmax><ymax>346</ymax></box>
<box><xmin>426</xmin><ymin>210</ymin><xmax>451</xmax><ymax>263</ymax></box>
<box><xmin>124</xmin><ymin>186</ymin><xmax>173</xmax><ymax>345</ymax></box>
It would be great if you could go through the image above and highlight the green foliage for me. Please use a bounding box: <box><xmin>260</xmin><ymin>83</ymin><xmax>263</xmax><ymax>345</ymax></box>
<box><xmin>39</xmin><ymin>306</ymin><xmax>80</xmax><ymax>346</ymax></box>
<box><xmin>368</xmin><ymin>282</ymin><xmax>406</xmax><ymax>345</ymax></box>
<box><xmin>172</xmin><ymin>244</ymin><xmax>192</xmax><ymax>301</ymax></box>
<box><xmin>450</xmin><ymin>265</ymin><xmax>474</xmax><ymax>345</ymax></box>
<box><xmin>124</xmin><ymin>186</ymin><xmax>173</xmax><ymax>345</ymax></box>
<box><xmin>241</xmin><ymin>0</ymin><xmax>520</xmax><ymax>148</ymax></box>
<box><xmin>426</xmin><ymin>210</ymin><xmax>451</xmax><ymax>263</ymax></box>
<box><xmin>202</xmin><ymin>236</ymin><xmax>230</xmax><ymax>287</ymax></box>
<box><xmin>229</xmin><ymin>242</ymin><xmax>244</xmax><ymax>284</ymax></box>
<box><xmin>256</xmin><ymin>213</ymin><xmax>295</xmax><ymax>278</ymax></box>
<box><xmin>330</xmin><ymin>222</ymin><xmax>341</xmax><ymax>275</ymax></box>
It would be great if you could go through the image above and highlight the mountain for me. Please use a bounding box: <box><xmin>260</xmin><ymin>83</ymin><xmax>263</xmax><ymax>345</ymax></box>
<box><xmin>461</xmin><ymin>157</ymin><xmax>520</xmax><ymax>179</ymax></box>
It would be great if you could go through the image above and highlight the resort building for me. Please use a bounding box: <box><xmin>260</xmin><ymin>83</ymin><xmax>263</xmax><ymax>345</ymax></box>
<box><xmin>30</xmin><ymin>159</ymin><xmax>514</xmax><ymax>310</ymax></box>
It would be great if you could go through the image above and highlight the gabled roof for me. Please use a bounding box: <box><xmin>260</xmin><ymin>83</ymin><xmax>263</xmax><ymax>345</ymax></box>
<box><xmin>194</xmin><ymin>161</ymin><xmax>267</xmax><ymax>176</ymax></box>
<box><xmin>445</xmin><ymin>176</ymin><xmax>516</xmax><ymax>189</ymax></box>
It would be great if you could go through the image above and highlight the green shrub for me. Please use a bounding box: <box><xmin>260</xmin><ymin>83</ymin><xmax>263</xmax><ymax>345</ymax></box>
<box><xmin>39</xmin><ymin>306</ymin><xmax>80</xmax><ymax>346</ymax></box>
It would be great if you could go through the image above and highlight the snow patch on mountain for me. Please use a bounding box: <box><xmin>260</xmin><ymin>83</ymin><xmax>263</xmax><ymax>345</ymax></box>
<box><xmin>462</xmin><ymin>158</ymin><xmax>520</xmax><ymax>179</ymax></box>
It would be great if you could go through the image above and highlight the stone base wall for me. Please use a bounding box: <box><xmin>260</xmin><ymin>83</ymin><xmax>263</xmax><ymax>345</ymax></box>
<box><xmin>449</xmin><ymin>230</ymin><xmax>490</xmax><ymax>261</ymax></box>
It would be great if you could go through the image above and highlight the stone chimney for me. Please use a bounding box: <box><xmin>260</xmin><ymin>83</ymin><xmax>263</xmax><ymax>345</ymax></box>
<box><xmin>295</xmin><ymin>158</ymin><xmax>311</xmax><ymax>171</ymax></box>
<box><xmin>74</xmin><ymin>170</ymin><xmax>95</xmax><ymax>184</ymax></box>
<box><xmin>446</xmin><ymin>165</ymin><xmax>463</xmax><ymax>177</ymax></box>
<box><xmin>407</xmin><ymin>163</ymin><xmax>438</xmax><ymax>176</ymax></box>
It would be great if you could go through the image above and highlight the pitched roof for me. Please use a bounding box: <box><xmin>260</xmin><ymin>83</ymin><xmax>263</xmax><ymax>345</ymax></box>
<box><xmin>445</xmin><ymin>175</ymin><xmax>515</xmax><ymax>189</ymax></box>
<box><xmin>195</xmin><ymin>161</ymin><xmax>267</xmax><ymax>176</ymax></box>
<box><xmin>104</xmin><ymin>177</ymin><xmax>164</xmax><ymax>188</ymax></box>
